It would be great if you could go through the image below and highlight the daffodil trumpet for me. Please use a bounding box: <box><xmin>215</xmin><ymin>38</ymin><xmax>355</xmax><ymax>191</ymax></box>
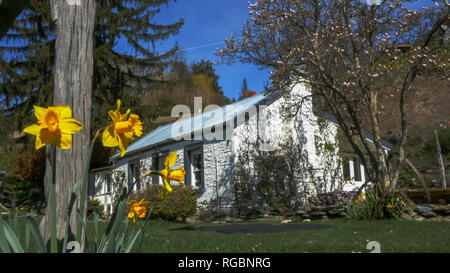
<box><xmin>138</xmin><ymin>152</ymin><xmax>186</xmax><ymax>197</ymax></box>
<box><xmin>102</xmin><ymin>99</ymin><xmax>143</xmax><ymax>157</ymax></box>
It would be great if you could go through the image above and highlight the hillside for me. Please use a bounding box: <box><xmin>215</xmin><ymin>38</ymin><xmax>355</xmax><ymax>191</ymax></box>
<box><xmin>377</xmin><ymin>74</ymin><xmax>450</xmax><ymax>189</ymax></box>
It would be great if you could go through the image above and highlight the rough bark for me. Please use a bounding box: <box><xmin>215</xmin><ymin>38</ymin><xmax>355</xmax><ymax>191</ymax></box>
<box><xmin>435</xmin><ymin>130</ymin><xmax>447</xmax><ymax>189</ymax></box>
<box><xmin>40</xmin><ymin>0</ymin><xmax>95</xmax><ymax>251</ymax></box>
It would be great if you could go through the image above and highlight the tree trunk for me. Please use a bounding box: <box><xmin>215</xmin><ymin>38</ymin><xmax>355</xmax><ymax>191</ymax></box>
<box><xmin>40</xmin><ymin>0</ymin><xmax>95</xmax><ymax>251</ymax></box>
<box><xmin>435</xmin><ymin>130</ymin><xmax>447</xmax><ymax>189</ymax></box>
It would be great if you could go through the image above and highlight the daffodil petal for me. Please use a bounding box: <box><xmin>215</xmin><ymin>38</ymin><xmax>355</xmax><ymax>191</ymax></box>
<box><xmin>164</xmin><ymin>151</ymin><xmax>177</xmax><ymax>169</ymax></box>
<box><xmin>102</xmin><ymin>124</ymin><xmax>118</xmax><ymax>147</ymax></box>
<box><xmin>128</xmin><ymin>211</ymin><xmax>135</xmax><ymax>219</ymax></box>
<box><xmin>53</xmin><ymin>105</ymin><xmax>72</xmax><ymax>119</ymax></box>
<box><xmin>35</xmin><ymin>135</ymin><xmax>46</xmax><ymax>150</ymax></box>
<box><xmin>163</xmin><ymin>179</ymin><xmax>173</xmax><ymax>192</ymax></box>
<box><xmin>118</xmin><ymin>133</ymin><xmax>130</xmax><ymax>157</ymax></box>
<box><xmin>59</xmin><ymin>118</ymin><xmax>83</xmax><ymax>134</ymax></box>
<box><xmin>23</xmin><ymin>124</ymin><xmax>42</xmax><ymax>136</ymax></box>
<box><xmin>40</xmin><ymin>128</ymin><xmax>61</xmax><ymax>148</ymax></box>
<box><xmin>60</xmin><ymin>134</ymin><xmax>72</xmax><ymax>149</ymax></box>
<box><xmin>33</xmin><ymin>105</ymin><xmax>47</xmax><ymax>120</ymax></box>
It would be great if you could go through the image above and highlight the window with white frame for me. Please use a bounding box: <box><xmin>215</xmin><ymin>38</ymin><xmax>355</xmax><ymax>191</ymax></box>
<box><xmin>343</xmin><ymin>156</ymin><xmax>363</xmax><ymax>182</ymax></box>
<box><xmin>189</xmin><ymin>148</ymin><xmax>204</xmax><ymax>191</ymax></box>
<box><xmin>128</xmin><ymin>160</ymin><xmax>141</xmax><ymax>191</ymax></box>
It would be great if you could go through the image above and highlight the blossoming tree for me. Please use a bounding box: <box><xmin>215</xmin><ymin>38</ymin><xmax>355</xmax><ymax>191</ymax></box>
<box><xmin>218</xmin><ymin>0</ymin><xmax>449</xmax><ymax>195</ymax></box>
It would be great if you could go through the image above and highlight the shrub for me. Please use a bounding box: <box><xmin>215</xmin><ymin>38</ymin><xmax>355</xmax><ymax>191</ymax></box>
<box><xmin>307</xmin><ymin>190</ymin><xmax>356</xmax><ymax>207</ymax></box>
<box><xmin>2</xmin><ymin>176</ymin><xmax>45</xmax><ymax>209</ymax></box>
<box><xmin>346</xmin><ymin>191</ymin><xmax>408</xmax><ymax>220</ymax></box>
<box><xmin>129</xmin><ymin>184</ymin><xmax>197</xmax><ymax>222</ymax></box>
<box><xmin>87</xmin><ymin>198</ymin><xmax>105</xmax><ymax>219</ymax></box>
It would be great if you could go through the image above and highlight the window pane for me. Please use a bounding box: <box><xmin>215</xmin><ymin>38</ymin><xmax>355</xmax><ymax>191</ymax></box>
<box><xmin>353</xmin><ymin>157</ymin><xmax>361</xmax><ymax>181</ymax></box>
<box><xmin>152</xmin><ymin>156</ymin><xmax>159</xmax><ymax>184</ymax></box>
<box><xmin>343</xmin><ymin>158</ymin><xmax>350</xmax><ymax>179</ymax></box>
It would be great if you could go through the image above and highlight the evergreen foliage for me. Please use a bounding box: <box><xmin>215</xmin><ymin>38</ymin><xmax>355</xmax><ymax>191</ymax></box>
<box><xmin>0</xmin><ymin>0</ymin><xmax>184</xmax><ymax>142</ymax></box>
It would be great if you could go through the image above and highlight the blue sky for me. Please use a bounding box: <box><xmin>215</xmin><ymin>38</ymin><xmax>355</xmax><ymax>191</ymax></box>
<box><xmin>116</xmin><ymin>0</ymin><xmax>272</xmax><ymax>101</ymax></box>
<box><xmin>119</xmin><ymin>0</ymin><xmax>433</xmax><ymax>101</ymax></box>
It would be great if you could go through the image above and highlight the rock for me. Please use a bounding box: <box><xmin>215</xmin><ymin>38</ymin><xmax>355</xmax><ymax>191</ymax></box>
<box><xmin>321</xmin><ymin>215</ymin><xmax>329</xmax><ymax>220</ymax></box>
<box><xmin>294</xmin><ymin>210</ymin><xmax>307</xmax><ymax>216</ymax></box>
<box><xmin>421</xmin><ymin>211</ymin><xmax>437</xmax><ymax>218</ymax></box>
<box><xmin>224</xmin><ymin>216</ymin><xmax>235</xmax><ymax>222</ymax></box>
<box><xmin>339</xmin><ymin>212</ymin><xmax>347</xmax><ymax>217</ymax></box>
<box><xmin>414</xmin><ymin>216</ymin><xmax>425</xmax><ymax>221</ymax></box>
<box><xmin>406</xmin><ymin>210</ymin><xmax>417</xmax><ymax>217</ymax></box>
<box><xmin>415</xmin><ymin>205</ymin><xmax>433</xmax><ymax>215</ymax></box>
<box><xmin>433</xmin><ymin>206</ymin><xmax>450</xmax><ymax>213</ymax></box>
<box><xmin>326</xmin><ymin>205</ymin><xmax>340</xmax><ymax>210</ymax></box>
<box><xmin>431</xmin><ymin>205</ymin><xmax>450</xmax><ymax>213</ymax></box>
<box><xmin>186</xmin><ymin>217</ymin><xmax>200</xmax><ymax>224</ymax></box>
<box><xmin>303</xmin><ymin>219</ymin><xmax>311</xmax><ymax>222</ymax></box>
<box><xmin>428</xmin><ymin>216</ymin><xmax>444</xmax><ymax>221</ymax></box>
<box><xmin>310</xmin><ymin>211</ymin><xmax>326</xmax><ymax>217</ymax></box>
<box><xmin>401</xmin><ymin>213</ymin><xmax>413</xmax><ymax>221</ymax></box>
<box><xmin>310</xmin><ymin>206</ymin><xmax>321</xmax><ymax>212</ymax></box>
<box><xmin>443</xmin><ymin>216</ymin><xmax>450</xmax><ymax>222</ymax></box>
<box><xmin>327</xmin><ymin>210</ymin><xmax>340</xmax><ymax>215</ymax></box>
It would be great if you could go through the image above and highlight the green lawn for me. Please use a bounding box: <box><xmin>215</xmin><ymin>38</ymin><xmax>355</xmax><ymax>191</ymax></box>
<box><xmin>84</xmin><ymin>218</ymin><xmax>450</xmax><ymax>253</ymax></box>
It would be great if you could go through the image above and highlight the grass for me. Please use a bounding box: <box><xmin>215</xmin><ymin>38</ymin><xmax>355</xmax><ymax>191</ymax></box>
<box><xmin>82</xmin><ymin>218</ymin><xmax>450</xmax><ymax>253</ymax></box>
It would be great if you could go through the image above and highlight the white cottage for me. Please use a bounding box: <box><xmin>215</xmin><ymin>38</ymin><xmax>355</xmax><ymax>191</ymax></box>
<box><xmin>89</xmin><ymin>81</ymin><xmax>392</xmax><ymax>214</ymax></box>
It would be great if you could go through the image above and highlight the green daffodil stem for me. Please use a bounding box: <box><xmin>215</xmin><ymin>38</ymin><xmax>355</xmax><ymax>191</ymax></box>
<box><xmin>76</xmin><ymin>129</ymin><xmax>102</xmax><ymax>249</ymax></box>
<box><xmin>138</xmin><ymin>171</ymin><xmax>160</xmax><ymax>179</ymax></box>
<box><xmin>50</xmin><ymin>145</ymin><xmax>57</xmax><ymax>253</ymax></box>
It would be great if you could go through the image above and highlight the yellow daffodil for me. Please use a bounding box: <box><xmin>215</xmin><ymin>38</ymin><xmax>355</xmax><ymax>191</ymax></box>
<box><xmin>159</xmin><ymin>152</ymin><xmax>186</xmax><ymax>194</ymax></box>
<box><xmin>23</xmin><ymin>105</ymin><xmax>83</xmax><ymax>150</ymax></box>
<box><xmin>138</xmin><ymin>151</ymin><xmax>186</xmax><ymax>198</ymax></box>
<box><xmin>355</xmin><ymin>199</ymin><xmax>359</xmax><ymax>204</ymax></box>
<box><xmin>102</xmin><ymin>99</ymin><xmax>143</xmax><ymax>157</ymax></box>
<box><xmin>128</xmin><ymin>199</ymin><xmax>150</xmax><ymax>223</ymax></box>
<box><xmin>386</xmin><ymin>204</ymin><xmax>393</xmax><ymax>210</ymax></box>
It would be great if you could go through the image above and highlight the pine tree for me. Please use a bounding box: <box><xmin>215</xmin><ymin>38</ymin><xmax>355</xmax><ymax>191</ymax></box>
<box><xmin>0</xmin><ymin>0</ymin><xmax>184</xmax><ymax>142</ymax></box>
<box><xmin>0</xmin><ymin>0</ymin><xmax>55</xmax><ymax>144</ymax></box>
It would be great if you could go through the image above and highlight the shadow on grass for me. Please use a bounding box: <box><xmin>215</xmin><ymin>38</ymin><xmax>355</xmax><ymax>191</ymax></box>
<box><xmin>170</xmin><ymin>223</ymin><xmax>332</xmax><ymax>234</ymax></box>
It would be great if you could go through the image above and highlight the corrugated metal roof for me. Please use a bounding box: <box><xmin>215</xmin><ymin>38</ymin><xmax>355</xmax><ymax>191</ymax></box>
<box><xmin>111</xmin><ymin>92</ymin><xmax>393</xmax><ymax>160</ymax></box>
<box><xmin>111</xmin><ymin>94</ymin><xmax>267</xmax><ymax>160</ymax></box>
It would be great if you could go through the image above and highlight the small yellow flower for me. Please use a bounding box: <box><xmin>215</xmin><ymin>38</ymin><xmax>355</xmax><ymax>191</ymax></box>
<box><xmin>102</xmin><ymin>99</ymin><xmax>143</xmax><ymax>157</ymax></box>
<box><xmin>355</xmin><ymin>199</ymin><xmax>359</xmax><ymax>204</ymax></box>
<box><xmin>386</xmin><ymin>204</ymin><xmax>393</xmax><ymax>209</ymax></box>
<box><xmin>23</xmin><ymin>105</ymin><xmax>83</xmax><ymax>150</ymax></box>
<box><xmin>138</xmin><ymin>151</ymin><xmax>186</xmax><ymax>198</ymax></box>
<box><xmin>128</xmin><ymin>199</ymin><xmax>150</xmax><ymax>223</ymax></box>
<box><xmin>158</xmin><ymin>152</ymin><xmax>186</xmax><ymax>195</ymax></box>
